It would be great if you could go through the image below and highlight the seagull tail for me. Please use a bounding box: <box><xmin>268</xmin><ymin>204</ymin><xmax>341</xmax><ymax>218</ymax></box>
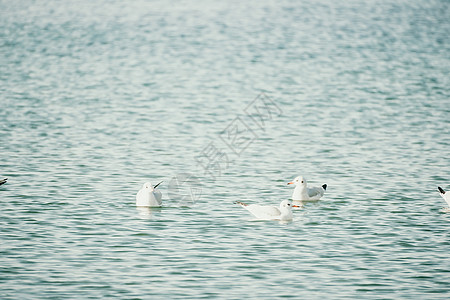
<box><xmin>234</xmin><ymin>201</ymin><xmax>248</xmax><ymax>207</ymax></box>
<box><xmin>438</xmin><ymin>186</ymin><xmax>445</xmax><ymax>194</ymax></box>
<box><xmin>153</xmin><ymin>181</ymin><xmax>163</xmax><ymax>189</ymax></box>
<box><xmin>322</xmin><ymin>184</ymin><xmax>327</xmax><ymax>190</ymax></box>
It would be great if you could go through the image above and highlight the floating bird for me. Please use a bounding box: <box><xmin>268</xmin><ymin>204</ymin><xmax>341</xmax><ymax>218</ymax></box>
<box><xmin>0</xmin><ymin>178</ymin><xmax>7</xmax><ymax>186</ymax></box>
<box><xmin>235</xmin><ymin>199</ymin><xmax>299</xmax><ymax>221</ymax></box>
<box><xmin>287</xmin><ymin>176</ymin><xmax>326</xmax><ymax>201</ymax></box>
<box><xmin>438</xmin><ymin>187</ymin><xmax>450</xmax><ymax>211</ymax></box>
<box><xmin>136</xmin><ymin>181</ymin><xmax>163</xmax><ymax>207</ymax></box>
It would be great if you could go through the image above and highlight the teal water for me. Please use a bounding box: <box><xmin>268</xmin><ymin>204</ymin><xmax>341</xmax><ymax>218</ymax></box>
<box><xmin>1</xmin><ymin>0</ymin><xmax>449</xmax><ymax>299</ymax></box>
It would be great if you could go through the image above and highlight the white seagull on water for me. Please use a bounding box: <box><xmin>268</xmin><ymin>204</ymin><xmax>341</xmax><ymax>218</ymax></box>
<box><xmin>287</xmin><ymin>176</ymin><xmax>327</xmax><ymax>201</ymax></box>
<box><xmin>235</xmin><ymin>200</ymin><xmax>299</xmax><ymax>221</ymax></box>
<box><xmin>136</xmin><ymin>181</ymin><xmax>163</xmax><ymax>207</ymax></box>
<box><xmin>438</xmin><ymin>187</ymin><xmax>450</xmax><ymax>212</ymax></box>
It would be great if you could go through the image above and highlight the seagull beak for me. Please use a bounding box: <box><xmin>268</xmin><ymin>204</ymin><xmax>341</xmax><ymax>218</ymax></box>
<box><xmin>292</xmin><ymin>205</ymin><xmax>300</xmax><ymax>208</ymax></box>
<box><xmin>287</xmin><ymin>182</ymin><xmax>293</xmax><ymax>185</ymax></box>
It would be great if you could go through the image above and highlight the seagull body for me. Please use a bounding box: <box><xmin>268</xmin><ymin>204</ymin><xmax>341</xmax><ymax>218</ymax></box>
<box><xmin>136</xmin><ymin>181</ymin><xmax>163</xmax><ymax>207</ymax></box>
<box><xmin>438</xmin><ymin>187</ymin><xmax>450</xmax><ymax>208</ymax></box>
<box><xmin>235</xmin><ymin>200</ymin><xmax>297</xmax><ymax>221</ymax></box>
<box><xmin>0</xmin><ymin>178</ymin><xmax>7</xmax><ymax>186</ymax></box>
<box><xmin>288</xmin><ymin>176</ymin><xmax>326</xmax><ymax>201</ymax></box>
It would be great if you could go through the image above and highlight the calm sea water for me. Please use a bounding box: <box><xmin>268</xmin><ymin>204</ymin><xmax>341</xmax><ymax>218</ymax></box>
<box><xmin>1</xmin><ymin>0</ymin><xmax>449</xmax><ymax>299</ymax></box>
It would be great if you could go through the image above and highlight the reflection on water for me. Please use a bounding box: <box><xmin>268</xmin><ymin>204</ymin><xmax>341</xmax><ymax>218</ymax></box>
<box><xmin>136</xmin><ymin>207</ymin><xmax>157</xmax><ymax>219</ymax></box>
<box><xmin>292</xmin><ymin>200</ymin><xmax>305</xmax><ymax>208</ymax></box>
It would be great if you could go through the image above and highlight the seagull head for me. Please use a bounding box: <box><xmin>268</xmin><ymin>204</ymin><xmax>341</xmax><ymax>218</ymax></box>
<box><xmin>280</xmin><ymin>200</ymin><xmax>291</xmax><ymax>209</ymax></box>
<box><xmin>143</xmin><ymin>182</ymin><xmax>154</xmax><ymax>191</ymax></box>
<box><xmin>287</xmin><ymin>176</ymin><xmax>306</xmax><ymax>187</ymax></box>
<box><xmin>280</xmin><ymin>200</ymin><xmax>298</xmax><ymax>210</ymax></box>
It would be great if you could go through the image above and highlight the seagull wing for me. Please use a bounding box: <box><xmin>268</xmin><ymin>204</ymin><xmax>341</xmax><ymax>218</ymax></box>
<box><xmin>245</xmin><ymin>204</ymin><xmax>281</xmax><ymax>219</ymax></box>
<box><xmin>307</xmin><ymin>186</ymin><xmax>325</xmax><ymax>200</ymax></box>
<box><xmin>153</xmin><ymin>190</ymin><xmax>162</xmax><ymax>205</ymax></box>
<box><xmin>444</xmin><ymin>194</ymin><xmax>450</xmax><ymax>207</ymax></box>
<box><xmin>438</xmin><ymin>187</ymin><xmax>450</xmax><ymax>207</ymax></box>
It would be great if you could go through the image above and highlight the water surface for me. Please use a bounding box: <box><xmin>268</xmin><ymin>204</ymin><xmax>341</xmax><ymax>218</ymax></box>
<box><xmin>1</xmin><ymin>0</ymin><xmax>449</xmax><ymax>299</ymax></box>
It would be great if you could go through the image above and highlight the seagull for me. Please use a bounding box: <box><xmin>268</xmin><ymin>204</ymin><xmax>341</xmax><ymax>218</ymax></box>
<box><xmin>0</xmin><ymin>178</ymin><xmax>7</xmax><ymax>186</ymax></box>
<box><xmin>136</xmin><ymin>181</ymin><xmax>163</xmax><ymax>207</ymax></box>
<box><xmin>235</xmin><ymin>199</ymin><xmax>299</xmax><ymax>221</ymax></box>
<box><xmin>438</xmin><ymin>187</ymin><xmax>450</xmax><ymax>211</ymax></box>
<box><xmin>287</xmin><ymin>176</ymin><xmax>326</xmax><ymax>201</ymax></box>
